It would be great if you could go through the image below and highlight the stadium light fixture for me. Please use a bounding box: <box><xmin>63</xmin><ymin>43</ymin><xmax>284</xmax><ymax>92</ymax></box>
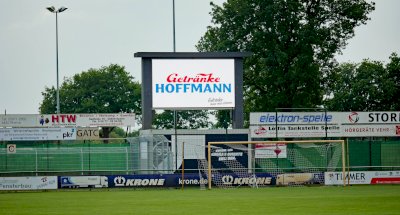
<box><xmin>47</xmin><ymin>6</ymin><xmax>68</xmax><ymax>114</ymax></box>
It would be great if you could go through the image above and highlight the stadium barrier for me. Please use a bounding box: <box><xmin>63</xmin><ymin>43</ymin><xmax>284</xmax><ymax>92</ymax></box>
<box><xmin>1</xmin><ymin>133</ymin><xmax>400</xmax><ymax>189</ymax></box>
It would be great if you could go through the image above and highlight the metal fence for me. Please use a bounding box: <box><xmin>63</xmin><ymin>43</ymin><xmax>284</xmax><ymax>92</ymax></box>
<box><xmin>1</xmin><ymin>135</ymin><xmax>400</xmax><ymax>176</ymax></box>
<box><xmin>348</xmin><ymin>139</ymin><xmax>400</xmax><ymax>171</ymax></box>
<box><xmin>0</xmin><ymin>135</ymin><xmax>174</xmax><ymax>176</ymax></box>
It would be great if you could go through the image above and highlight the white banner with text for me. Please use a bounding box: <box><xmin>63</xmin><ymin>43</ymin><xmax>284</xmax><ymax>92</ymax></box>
<box><xmin>325</xmin><ymin>171</ymin><xmax>400</xmax><ymax>185</ymax></box>
<box><xmin>0</xmin><ymin>176</ymin><xmax>58</xmax><ymax>190</ymax></box>
<box><xmin>250</xmin><ymin>112</ymin><xmax>400</xmax><ymax>138</ymax></box>
<box><xmin>0</xmin><ymin>113</ymin><xmax>135</xmax><ymax>128</ymax></box>
<box><xmin>0</xmin><ymin>128</ymin><xmax>77</xmax><ymax>141</ymax></box>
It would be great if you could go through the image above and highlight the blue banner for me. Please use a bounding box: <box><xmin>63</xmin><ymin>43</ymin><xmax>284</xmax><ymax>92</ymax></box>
<box><xmin>108</xmin><ymin>173</ymin><xmax>206</xmax><ymax>188</ymax></box>
<box><xmin>58</xmin><ymin>172</ymin><xmax>324</xmax><ymax>188</ymax></box>
<box><xmin>107</xmin><ymin>173</ymin><xmax>277</xmax><ymax>188</ymax></box>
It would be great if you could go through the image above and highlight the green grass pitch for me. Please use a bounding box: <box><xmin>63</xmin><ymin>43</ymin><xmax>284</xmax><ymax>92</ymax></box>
<box><xmin>1</xmin><ymin>185</ymin><xmax>399</xmax><ymax>215</ymax></box>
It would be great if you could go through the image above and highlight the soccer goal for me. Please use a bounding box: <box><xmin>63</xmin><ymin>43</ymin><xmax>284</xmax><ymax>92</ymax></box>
<box><xmin>207</xmin><ymin>140</ymin><xmax>346</xmax><ymax>189</ymax></box>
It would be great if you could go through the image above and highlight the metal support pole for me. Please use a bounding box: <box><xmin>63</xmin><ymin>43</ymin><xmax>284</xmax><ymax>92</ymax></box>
<box><xmin>55</xmin><ymin>12</ymin><xmax>60</xmax><ymax>114</ymax></box>
<box><xmin>81</xmin><ymin>148</ymin><xmax>84</xmax><ymax>175</ymax></box>
<box><xmin>181</xmin><ymin>141</ymin><xmax>185</xmax><ymax>190</ymax></box>
<box><xmin>208</xmin><ymin>141</ymin><xmax>211</xmax><ymax>190</ymax></box>
<box><xmin>35</xmin><ymin>149</ymin><xmax>38</xmax><ymax>176</ymax></box>
<box><xmin>126</xmin><ymin>147</ymin><xmax>129</xmax><ymax>175</ymax></box>
<box><xmin>172</xmin><ymin>0</ymin><xmax>176</xmax><ymax>52</ymax></box>
<box><xmin>47</xmin><ymin>6</ymin><xmax>67</xmax><ymax>113</ymax></box>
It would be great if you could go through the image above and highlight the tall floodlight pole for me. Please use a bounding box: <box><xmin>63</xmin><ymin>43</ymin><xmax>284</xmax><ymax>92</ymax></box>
<box><xmin>47</xmin><ymin>6</ymin><xmax>68</xmax><ymax>114</ymax></box>
<box><xmin>173</xmin><ymin>0</ymin><xmax>176</xmax><ymax>52</ymax></box>
<box><xmin>172</xmin><ymin>0</ymin><xmax>178</xmax><ymax>170</ymax></box>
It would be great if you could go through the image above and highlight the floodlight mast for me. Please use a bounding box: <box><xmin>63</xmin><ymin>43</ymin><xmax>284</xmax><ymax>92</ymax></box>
<box><xmin>47</xmin><ymin>6</ymin><xmax>68</xmax><ymax>114</ymax></box>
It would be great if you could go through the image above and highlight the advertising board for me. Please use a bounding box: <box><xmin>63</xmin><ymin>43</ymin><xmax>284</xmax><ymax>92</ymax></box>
<box><xmin>0</xmin><ymin>176</ymin><xmax>57</xmax><ymax>190</ymax></box>
<box><xmin>344</xmin><ymin>112</ymin><xmax>400</xmax><ymax>124</ymax></box>
<box><xmin>0</xmin><ymin>113</ymin><xmax>135</xmax><ymax>128</ymax></box>
<box><xmin>250</xmin><ymin>125</ymin><xmax>341</xmax><ymax>138</ymax></box>
<box><xmin>341</xmin><ymin>124</ymin><xmax>400</xmax><ymax>137</ymax></box>
<box><xmin>0</xmin><ymin>128</ymin><xmax>76</xmax><ymax>141</ymax></box>
<box><xmin>76</xmin><ymin>128</ymin><xmax>100</xmax><ymax>140</ymax></box>
<box><xmin>152</xmin><ymin>59</ymin><xmax>235</xmax><ymax>109</ymax></box>
<box><xmin>250</xmin><ymin>112</ymin><xmax>342</xmax><ymax>125</ymax></box>
<box><xmin>250</xmin><ymin>112</ymin><xmax>400</xmax><ymax>138</ymax></box>
<box><xmin>251</xmin><ymin>111</ymin><xmax>400</xmax><ymax>125</ymax></box>
<box><xmin>107</xmin><ymin>173</ymin><xmax>275</xmax><ymax>187</ymax></box>
<box><xmin>276</xmin><ymin>173</ymin><xmax>324</xmax><ymax>186</ymax></box>
<box><xmin>255</xmin><ymin>143</ymin><xmax>287</xmax><ymax>158</ymax></box>
<box><xmin>325</xmin><ymin>171</ymin><xmax>400</xmax><ymax>185</ymax></box>
<box><xmin>109</xmin><ymin>174</ymin><xmax>168</xmax><ymax>187</ymax></box>
<box><xmin>0</xmin><ymin>114</ymin><xmax>38</xmax><ymax>127</ymax></box>
<box><xmin>60</xmin><ymin>176</ymin><xmax>108</xmax><ymax>188</ymax></box>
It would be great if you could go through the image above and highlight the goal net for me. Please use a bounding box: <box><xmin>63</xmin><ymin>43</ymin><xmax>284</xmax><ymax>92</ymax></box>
<box><xmin>206</xmin><ymin>140</ymin><xmax>346</xmax><ymax>189</ymax></box>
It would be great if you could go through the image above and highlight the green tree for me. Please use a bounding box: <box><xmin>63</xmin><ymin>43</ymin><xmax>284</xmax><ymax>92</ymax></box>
<box><xmin>324</xmin><ymin>59</ymin><xmax>395</xmax><ymax>111</ymax></box>
<box><xmin>39</xmin><ymin>64</ymin><xmax>141</xmax><ymax>137</ymax></box>
<box><xmin>387</xmin><ymin>53</ymin><xmax>400</xmax><ymax>110</ymax></box>
<box><xmin>212</xmin><ymin>110</ymin><xmax>231</xmax><ymax>129</ymax></box>
<box><xmin>103</xmin><ymin>127</ymin><xmax>139</xmax><ymax>138</ymax></box>
<box><xmin>197</xmin><ymin>0</ymin><xmax>374</xmax><ymax>125</ymax></box>
<box><xmin>153</xmin><ymin>110</ymin><xmax>211</xmax><ymax>129</ymax></box>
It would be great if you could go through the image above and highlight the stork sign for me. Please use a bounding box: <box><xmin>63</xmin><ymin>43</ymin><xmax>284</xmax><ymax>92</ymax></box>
<box><xmin>7</xmin><ymin>144</ymin><xmax>16</xmax><ymax>154</ymax></box>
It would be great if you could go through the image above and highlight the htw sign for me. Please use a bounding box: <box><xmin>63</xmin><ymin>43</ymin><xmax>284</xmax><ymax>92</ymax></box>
<box><xmin>39</xmin><ymin>114</ymin><xmax>79</xmax><ymax>127</ymax></box>
<box><xmin>0</xmin><ymin>113</ymin><xmax>135</xmax><ymax>128</ymax></box>
<box><xmin>51</xmin><ymin>115</ymin><xmax>77</xmax><ymax>123</ymax></box>
<box><xmin>40</xmin><ymin>114</ymin><xmax>135</xmax><ymax>127</ymax></box>
<box><xmin>40</xmin><ymin>114</ymin><xmax>77</xmax><ymax>126</ymax></box>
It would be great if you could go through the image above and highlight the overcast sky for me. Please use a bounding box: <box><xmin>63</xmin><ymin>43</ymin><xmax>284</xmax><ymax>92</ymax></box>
<box><xmin>1</xmin><ymin>0</ymin><xmax>399</xmax><ymax>114</ymax></box>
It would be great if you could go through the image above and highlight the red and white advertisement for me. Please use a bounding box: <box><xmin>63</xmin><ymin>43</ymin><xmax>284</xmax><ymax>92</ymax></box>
<box><xmin>255</xmin><ymin>143</ymin><xmax>287</xmax><ymax>158</ymax></box>
<box><xmin>250</xmin><ymin>111</ymin><xmax>400</xmax><ymax>138</ymax></box>
<box><xmin>250</xmin><ymin>125</ymin><xmax>341</xmax><ymax>138</ymax></box>
<box><xmin>152</xmin><ymin>59</ymin><xmax>235</xmax><ymax>109</ymax></box>
<box><xmin>325</xmin><ymin>171</ymin><xmax>400</xmax><ymax>185</ymax></box>
<box><xmin>0</xmin><ymin>113</ymin><xmax>135</xmax><ymax>128</ymax></box>
<box><xmin>341</xmin><ymin>124</ymin><xmax>399</xmax><ymax>137</ymax></box>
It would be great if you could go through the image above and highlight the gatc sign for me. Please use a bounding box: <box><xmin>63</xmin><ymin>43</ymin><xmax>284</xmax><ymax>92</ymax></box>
<box><xmin>76</xmin><ymin>128</ymin><xmax>100</xmax><ymax>140</ymax></box>
<box><xmin>152</xmin><ymin>59</ymin><xmax>235</xmax><ymax>109</ymax></box>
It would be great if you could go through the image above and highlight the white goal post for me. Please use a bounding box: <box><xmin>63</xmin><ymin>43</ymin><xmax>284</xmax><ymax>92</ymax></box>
<box><xmin>207</xmin><ymin>140</ymin><xmax>347</xmax><ymax>189</ymax></box>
